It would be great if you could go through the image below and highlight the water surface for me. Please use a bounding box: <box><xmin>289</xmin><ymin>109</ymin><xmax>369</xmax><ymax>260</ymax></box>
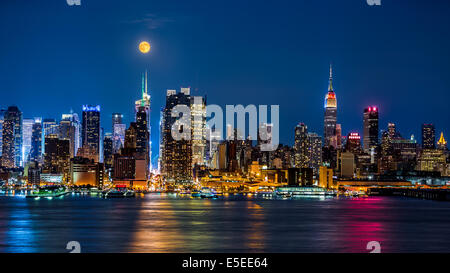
<box><xmin>0</xmin><ymin>193</ymin><xmax>449</xmax><ymax>253</ymax></box>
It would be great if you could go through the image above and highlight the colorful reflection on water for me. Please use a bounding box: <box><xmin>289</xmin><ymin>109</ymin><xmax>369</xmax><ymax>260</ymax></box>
<box><xmin>0</xmin><ymin>193</ymin><xmax>449</xmax><ymax>253</ymax></box>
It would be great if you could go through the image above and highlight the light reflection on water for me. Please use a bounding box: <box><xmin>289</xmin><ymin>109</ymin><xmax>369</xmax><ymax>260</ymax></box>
<box><xmin>0</xmin><ymin>193</ymin><xmax>449</xmax><ymax>253</ymax></box>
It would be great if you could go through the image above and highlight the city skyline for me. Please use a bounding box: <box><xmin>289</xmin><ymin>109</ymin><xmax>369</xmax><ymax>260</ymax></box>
<box><xmin>1</xmin><ymin>0</ymin><xmax>449</xmax><ymax>151</ymax></box>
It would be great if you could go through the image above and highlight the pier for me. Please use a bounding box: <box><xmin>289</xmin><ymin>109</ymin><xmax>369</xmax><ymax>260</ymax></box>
<box><xmin>368</xmin><ymin>188</ymin><xmax>450</xmax><ymax>201</ymax></box>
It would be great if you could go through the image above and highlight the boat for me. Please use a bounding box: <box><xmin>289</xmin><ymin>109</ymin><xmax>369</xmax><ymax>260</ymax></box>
<box><xmin>191</xmin><ymin>190</ymin><xmax>201</xmax><ymax>197</ymax></box>
<box><xmin>89</xmin><ymin>187</ymin><xmax>101</xmax><ymax>195</ymax></box>
<box><xmin>124</xmin><ymin>189</ymin><xmax>135</xmax><ymax>198</ymax></box>
<box><xmin>274</xmin><ymin>186</ymin><xmax>336</xmax><ymax>198</ymax></box>
<box><xmin>200</xmin><ymin>187</ymin><xmax>218</xmax><ymax>198</ymax></box>
<box><xmin>104</xmin><ymin>185</ymin><xmax>135</xmax><ymax>198</ymax></box>
<box><xmin>26</xmin><ymin>185</ymin><xmax>69</xmax><ymax>198</ymax></box>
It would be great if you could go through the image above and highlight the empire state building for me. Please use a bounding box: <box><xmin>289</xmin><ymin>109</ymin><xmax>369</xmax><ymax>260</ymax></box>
<box><xmin>323</xmin><ymin>65</ymin><xmax>337</xmax><ymax>147</ymax></box>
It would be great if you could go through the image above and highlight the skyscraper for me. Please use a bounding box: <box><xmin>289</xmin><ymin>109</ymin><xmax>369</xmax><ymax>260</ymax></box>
<box><xmin>346</xmin><ymin>132</ymin><xmax>362</xmax><ymax>154</ymax></box>
<box><xmin>422</xmin><ymin>123</ymin><xmax>435</xmax><ymax>149</ymax></box>
<box><xmin>112</xmin><ymin>113</ymin><xmax>123</xmax><ymax>126</ymax></box>
<box><xmin>0</xmin><ymin>109</ymin><xmax>5</xmax><ymax>157</ymax></box>
<box><xmin>135</xmin><ymin>71</ymin><xmax>151</xmax><ymax>171</ymax></box>
<box><xmin>61</xmin><ymin>113</ymin><xmax>81</xmax><ymax>157</ymax></box>
<box><xmin>191</xmin><ymin>96</ymin><xmax>206</xmax><ymax>167</ymax></box>
<box><xmin>22</xmin><ymin>118</ymin><xmax>34</xmax><ymax>164</ymax></box>
<box><xmin>161</xmin><ymin>88</ymin><xmax>192</xmax><ymax>183</ymax></box>
<box><xmin>1</xmin><ymin>106</ymin><xmax>22</xmax><ymax>168</ymax></box>
<box><xmin>363</xmin><ymin>106</ymin><xmax>379</xmax><ymax>153</ymax></box>
<box><xmin>112</xmin><ymin>113</ymin><xmax>125</xmax><ymax>154</ymax></box>
<box><xmin>59</xmin><ymin>115</ymin><xmax>76</xmax><ymax>158</ymax></box>
<box><xmin>308</xmin><ymin>132</ymin><xmax>322</xmax><ymax>172</ymax></box>
<box><xmin>323</xmin><ymin>65</ymin><xmax>337</xmax><ymax>147</ymax></box>
<box><xmin>103</xmin><ymin>133</ymin><xmax>113</xmax><ymax>170</ymax></box>
<box><xmin>135</xmin><ymin>106</ymin><xmax>150</xmax><ymax>170</ymax></box>
<box><xmin>437</xmin><ymin>132</ymin><xmax>447</xmax><ymax>150</ymax></box>
<box><xmin>294</xmin><ymin>123</ymin><xmax>309</xmax><ymax>168</ymax></box>
<box><xmin>43</xmin><ymin>134</ymin><xmax>70</xmax><ymax>174</ymax></box>
<box><xmin>81</xmin><ymin>105</ymin><xmax>101</xmax><ymax>161</ymax></box>
<box><xmin>30</xmin><ymin>118</ymin><xmax>43</xmax><ymax>162</ymax></box>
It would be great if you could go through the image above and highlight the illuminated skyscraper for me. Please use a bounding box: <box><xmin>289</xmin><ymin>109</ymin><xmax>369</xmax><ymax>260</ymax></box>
<box><xmin>81</xmin><ymin>105</ymin><xmax>101</xmax><ymax>161</ymax></box>
<box><xmin>437</xmin><ymin>132</ymin><xmax>447</xmax><ymax>150</ymax></box>
<box><xmin>22</xmin><ymin>118</ymin><xmax>34</xmax><ymax>164</ymax></box>
<box><xmin>136</xmin><ymin>106</ymin><xmax>150</xmax><ymax>175</ymax></box>
<box><xmin>112</xmin><ymin>113</ymin><xmax>123</xmax><ymax>126</ymax></box>
<box><xmin>308</xmin><ymin>132</ymin><xmax>322</xmax><ymax>172</ymax></box>
<box><xmin>0</xmin><ymin>109</ymin><xmax>5</xmax><ymax>157</ymax></box>
<box><xmin>191</xmin><ymin>96</ymin><xmax>206</xmax><ymax>167</ymax></box>
<box><xmin>59</xmin><ymin>115</ymin><xmax>77</xmax><ymax>158</ymax></box>
<box><xmin>43</xmin><ymin>118</ymin><xmax>58</xmax><ymax>136</ymax></box>
<box><xmin>103</xmin><ymin>133</ymin><xmax>113</xmax><ymax>170</ymax></box>
<box><xmin>112</xmin><ymin>113</ymin><xmax>124</xmax><ymax>154</ymax></box>
<box><xmin>135</xmin><ymin>71</ymin><xmax>151</xmax><ymax>171</ymax></box>
<box><xmin>30</xmin><ymin>118</ymin><xmax>43</xmax><ymax>162</ymax></box>
<box><xmin>421</xmin><ymin>123</ymin><xmax>435</xmax><ymax>149</ymax></box>
<box><xmin>363</xmin><ymin>106</ymin><xmax>379</xmax><ymax>153</ymax></box>
<box><xmin>346</xmin><ymin>132</ymin><xmax>362</xmax><ymax>154</ymax></box>
<box><xmin>1</xmin><ymin>106</ymin><xmax>22</xmax><ymax>168</ymax></box>
<box><xmin>161</xmin><ymin>88</ymin><xmax>192</xmax><ymax>183</ymax></box>
<box><xmin>294</xmin><ymin>123</ymin><xmax>309</xmax><ymax>168</ymax></box>
<box><xmin>323</xmin><ymin>65</ymin><xmax>337</xmax><ymax>147</ymax></box>
<box><xmin>44</xmin><ymin>134</ymin><xmax>70</xmax><ymax>174</ymax></box>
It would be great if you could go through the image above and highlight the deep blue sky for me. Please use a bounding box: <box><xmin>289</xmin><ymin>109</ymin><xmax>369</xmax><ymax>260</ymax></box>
<box><xmin>1</xmin><ymin>0</ymin><xmax>449</xmax><ymax>164</ymax></box>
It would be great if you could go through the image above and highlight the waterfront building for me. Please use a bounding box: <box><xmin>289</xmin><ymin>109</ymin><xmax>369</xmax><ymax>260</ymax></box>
<box><xmin>319</xmin><ymin>166</ymin><xmax>334</xmax><ymax>189</ymax></box>
<box><xmin>69</xmin><ymin>157</ymin><xmax>104</xmax><ymax>187</ymax></box>
<box><xmin>81</xmin><ymin>105</ymin><xmax>101</xmax><ymax>161</ymax></box>
<box><xmin>422</xmin><ymin>123</ymin><xmax>435</xmax><ymax>149</ymax></box>
<box><xmin>1</xmin><ymin>106</ymin><xmax>22</xmax><ymax>168</ymax></box>
<box><xmin>363</xmin><ymin>106</ymin><xmax>379</xmax><ymax>153</ymax></box>
<box><xmin>323</xmin><ymin>65</ymin><xmax>337</xmax><ymax>147</ymax></box>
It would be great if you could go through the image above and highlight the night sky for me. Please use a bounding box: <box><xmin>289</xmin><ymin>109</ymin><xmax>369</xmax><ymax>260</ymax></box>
<box><xmin>1</xmin><ymin>0</ymin><xmax>449</xmax><ymax>165</ymax></box>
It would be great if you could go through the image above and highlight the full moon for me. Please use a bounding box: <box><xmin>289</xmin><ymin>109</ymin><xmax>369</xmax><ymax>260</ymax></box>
<box><xmin>139</xmin><ymin>41</ymin><xmax>151</xmax><ymax>54</ymax></box>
